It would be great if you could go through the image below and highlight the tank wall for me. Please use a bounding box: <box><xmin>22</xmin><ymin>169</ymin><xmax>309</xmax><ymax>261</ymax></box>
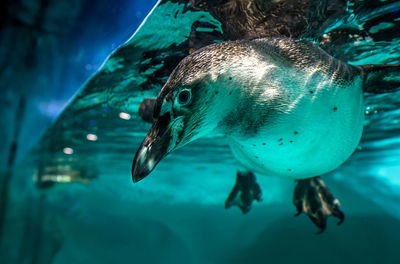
<box><xmin>0</xmin><ymin>0</ymin><xmax>157</xmax><ymax>171</ymax></box>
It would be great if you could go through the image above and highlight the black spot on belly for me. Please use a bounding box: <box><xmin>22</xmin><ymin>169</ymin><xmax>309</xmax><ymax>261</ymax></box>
<box><xmin>229</xmin><ymin>91</ymin><xmax>232</xmax><ymax>95</ymax></box>
<box><xmin>288</xmin><ymin>169</ymin><xmax>292</xmax><ymax>172</ymax></box>
<box><xmin>253</xmin><ymin>144</ymin><xmax>256</xmax><ymax>147</ymax></box>
<box><xmin>255</xmin><ymin>156</ymin><xmax>259</xmax><ymax>159</ymax></box>
<box><xmin>262</xmin><ymin>142</ymin><xmax>266</xmax><ymax>146</ymax></box>
<box><xmin>215</xmin><ymin>91</ymin><xmax>219</xmax><ymax>95</ymax></box>
<box><xmin>279</xmin><ymin>142</ymin><xmax>284</xmax><ymax>146</ymax></box>
<box><xmin>309</xmin><ymin>90</ymin><xmax>314</xmax><ymax>94</ymax></box>
<box><xmin>333</xmin><ymin>106</ymin><xmax>338</xmax><ymax>111</ymax></box>
<box><xmin>290</xmin><ymin>140</ymin><xmax>293</xmax><ymax>143</ymax></box>
<box><xmin>229</xmin><ymin>77</ymin><xmax>232</xmax><ymax>80</ymax></box>
<box><xmin>294</xmin><ymin>131</ymin><xmax>299</xmax><ymax>135</ymax></box>
<box><xmin>278</xmin><ymin>138</ymin><xmax>283</xmax><ymax>142</ymax></box>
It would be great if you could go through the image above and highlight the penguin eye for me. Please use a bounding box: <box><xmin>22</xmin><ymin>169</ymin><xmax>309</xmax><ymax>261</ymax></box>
<box><xmin>177</xmin><ymin>89</ymin><xmax>191</xmax><ymax>105</ymax></box>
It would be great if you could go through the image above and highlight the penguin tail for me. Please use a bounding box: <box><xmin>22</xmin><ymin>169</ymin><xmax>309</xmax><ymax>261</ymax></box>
<box><xmin>359</xmin><ymin>64</ymin><xmax>400</xmax><ymax>94</ymax></box>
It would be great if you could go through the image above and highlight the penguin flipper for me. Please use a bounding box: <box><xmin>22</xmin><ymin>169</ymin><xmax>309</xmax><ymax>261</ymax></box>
<box><xmin>360</xmin><ymin>64</ymin><xmax>400</xmax><ymax>94</ymax></box>
<box><xmin>225</xmin><ymin>170</ymin><xmax>262</xmax><ymax>214</ymax></box>
<box><xmin>138</xmin><ymin>98</ymin><xmax>156</xmax><ymax>123</ymax></box>
<box><xmin>293</xmin><ymin>176</ymin><xmax>344</xmax><ymax>234</ymax></box>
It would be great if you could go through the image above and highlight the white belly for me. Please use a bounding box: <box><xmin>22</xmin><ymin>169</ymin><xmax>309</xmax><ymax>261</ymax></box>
<box><xmin>228</xmin><ymin>75</ymin><xmax>364</xmax><ymax>179</ymax></box>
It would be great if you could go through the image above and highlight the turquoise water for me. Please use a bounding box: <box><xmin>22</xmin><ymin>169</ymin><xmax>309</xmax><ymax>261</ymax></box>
<box><xmin>2</xmin><ymin>1</ymin><xmax>400</xmax><ymax>263</ymax></box>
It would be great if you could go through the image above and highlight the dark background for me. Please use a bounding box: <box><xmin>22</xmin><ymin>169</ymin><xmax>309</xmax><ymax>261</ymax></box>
<box><xmin>0</xmin><ymin>0</ymin><xmax>157</xmax><ymax>171</ymax></box>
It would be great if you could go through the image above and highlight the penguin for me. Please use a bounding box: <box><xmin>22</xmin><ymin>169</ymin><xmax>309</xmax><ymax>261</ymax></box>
<box><xmin>132</xmin><ymin>37</ymin><xmax>399</xmax><ymax>233</ymax></box>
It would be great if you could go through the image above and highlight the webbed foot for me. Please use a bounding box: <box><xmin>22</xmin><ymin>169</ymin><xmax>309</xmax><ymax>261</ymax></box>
<box><xmin>225</xmin><ymin>171</ymin><xmax>262</xmax><ymax>214</ymax></box>
<box><xmin>293</xmin><ymin>176</ymin><xmax>344</xmax><ymax>234</ymax></box>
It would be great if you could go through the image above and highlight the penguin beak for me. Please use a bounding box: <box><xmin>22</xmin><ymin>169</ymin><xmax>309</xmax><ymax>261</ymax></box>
<box><xmin>132</xmin><ymin>113</ymin><xmax>182</xmax><ymax>183</ymax></box>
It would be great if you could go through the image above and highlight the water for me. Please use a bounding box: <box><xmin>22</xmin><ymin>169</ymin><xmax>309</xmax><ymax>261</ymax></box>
<box><xmin>2</xmin><ymin>0</ymin><xmax>400</xmax><ymax>263</ymax></box>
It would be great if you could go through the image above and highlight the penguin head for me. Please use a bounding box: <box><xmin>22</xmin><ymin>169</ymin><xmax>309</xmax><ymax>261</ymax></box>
<box><xmin>132</xmin><ymin>51</ymin><xmax>233</xmax><ymax>182</ymax></box>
